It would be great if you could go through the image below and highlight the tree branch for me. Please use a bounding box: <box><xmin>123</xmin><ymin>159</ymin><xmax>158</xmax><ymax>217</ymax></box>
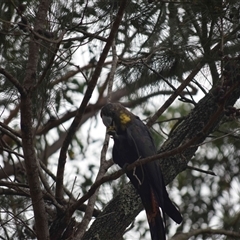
<box><xmin>55</xmin><ymin>0</ymin><xmax>129</xmax><ymax>203</ymax></box>
<box><xmin>0</xmin><ymin>68</ymin><xmax>26</xmax><ymax>95</ymax></box>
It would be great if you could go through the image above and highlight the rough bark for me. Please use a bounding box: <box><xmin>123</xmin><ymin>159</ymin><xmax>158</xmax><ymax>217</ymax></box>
<box><xmin>21</xmin><ymin>96</ymin><xmax>50</xmax><ymax>240</ymax></box>
<box><xmin>82</xmin><ymin>184</ymin><xmax>142</xmax><ymax>240</ymax></box>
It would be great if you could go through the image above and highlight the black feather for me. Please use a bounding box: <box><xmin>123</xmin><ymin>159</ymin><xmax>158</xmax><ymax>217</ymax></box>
<box><xmin>101</xmin><ymin>103</ymin><xmax>182</xmax><ymax>240</ymax></box>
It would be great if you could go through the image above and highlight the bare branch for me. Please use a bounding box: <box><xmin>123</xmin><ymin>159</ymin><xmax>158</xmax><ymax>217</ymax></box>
<box><xmin>186</xmin><ymin>165</ymin><xmax>216</xmax><ymax>176</ymax></box>
<box><xmin>0</xmin><ymin>122</ymin><xmax>22</xmax><ymax>139</ymax></box>
<box><xmin>0</xmin><ymin>68</ymin><xmax>26</xmax><ymax>95</ymax></box>
<box><xmin>0</xmin><ymin>147</ymin><xmax>24</xmax><ymax>158</ymax></box>
<box><xmin>63</xmin><ymin>29</ymin><xmax>108</xmax><ymax>42</ymax></box>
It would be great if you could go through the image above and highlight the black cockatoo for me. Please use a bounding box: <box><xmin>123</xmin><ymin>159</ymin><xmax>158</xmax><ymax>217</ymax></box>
<box><xmin>100</xmin><ymin>103</ymin><xmax>182</xmax><ymax>240</ymax></box>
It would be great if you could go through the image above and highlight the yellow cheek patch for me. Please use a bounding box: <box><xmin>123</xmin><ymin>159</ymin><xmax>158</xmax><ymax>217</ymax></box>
<box><xmin>119</xmin><ymin>112</ymin><xmax>131</xmax><ymax>125</ymax></box>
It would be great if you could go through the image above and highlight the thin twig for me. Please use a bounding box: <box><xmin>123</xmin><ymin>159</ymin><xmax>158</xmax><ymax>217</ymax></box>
<box><xmin>142</xmin><ymin>61</ymin><xmax>182</xmax><ymax>95</ymax></box>
<box><xmin>0</xmin><ymin>127</ymin><xmax>22</xmax><ymax>147</ymax></box>
<box><xmin>0</xmin><ymin>147</ymin><xmax>24</xmax><ymax>158</ymax></box>
<box><xmin>0</xmin><ymin>180</ymin><xmax>29</xmax><ymax>188</ymax></box>
<box><xmin>35</xmin><ymin>34</ymin><xmax>64</xmax><ymax>88</ymax></box>
<box><xmin>39</xmin><ymin>160</ymin><xmax>75</xmax><ymax>200</ymax></box>
<box><xmin>63</xmin><ymin>29</ymin><xmax>108</xmax><ymax>42</ymax></box>
<box><xmin>195</xmin><ymin>128</ymin><xmax>240</xmax><ymax>147</ymax></box>
<box><xmin>186</xmin><ymin>166</ymin><xmax>216</xmax><ymax>176</ymax></box>
<box><xmin>0</xmin><ymin>68</ymin><xmax>26</xmax><ymax>95</ymax></box>
<box><xmin>50</xmin><ymin>61</ymin><xmax>113</xmax><ymax>87</ymax></box>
